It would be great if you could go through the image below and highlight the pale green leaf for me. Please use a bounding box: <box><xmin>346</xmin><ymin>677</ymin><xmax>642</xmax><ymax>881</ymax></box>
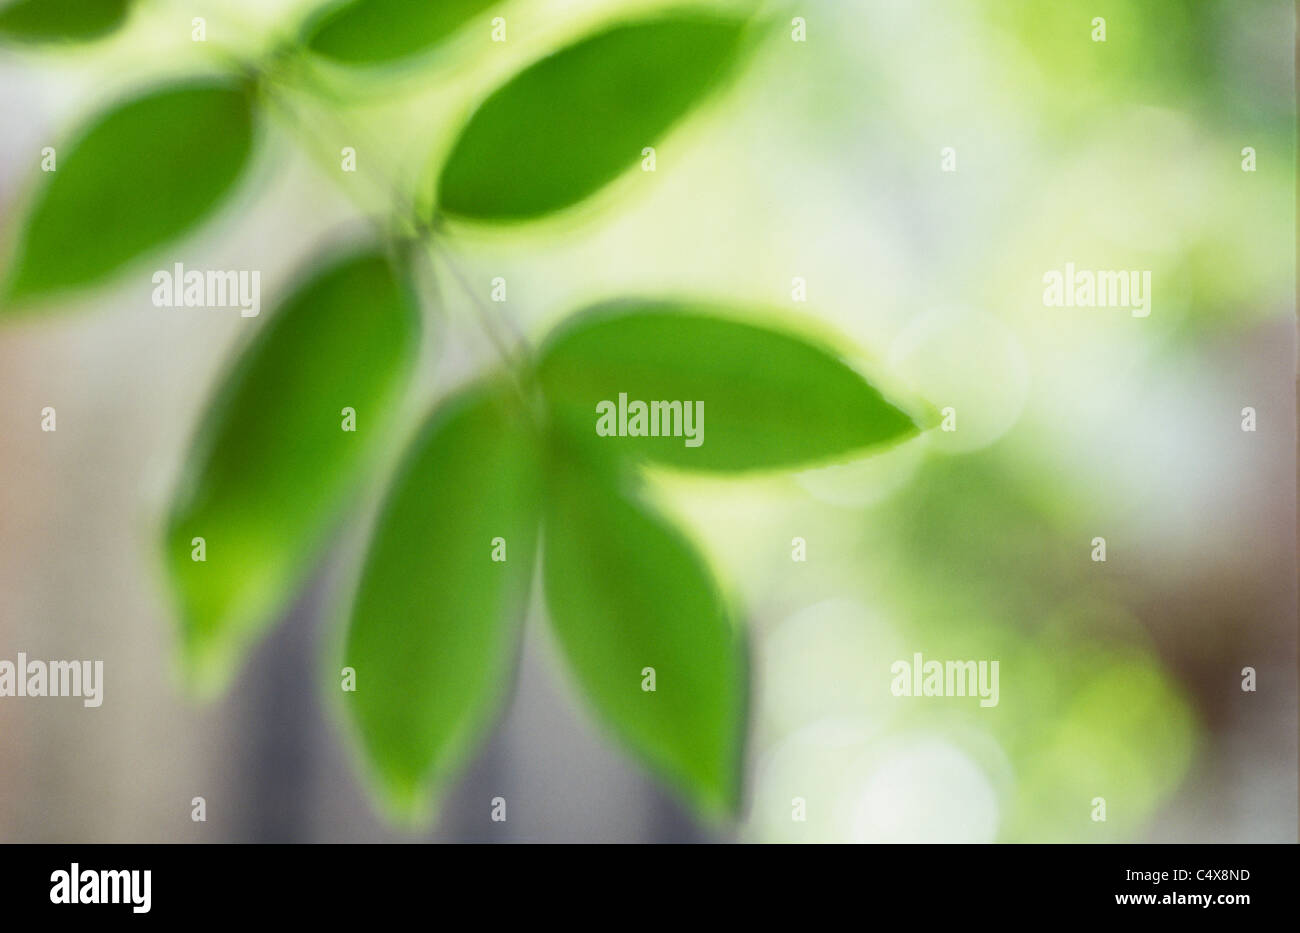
<box><xmin>164</xmin><ymin>248</ymin><xmax>420</xmax><ymax>693</ymax></box>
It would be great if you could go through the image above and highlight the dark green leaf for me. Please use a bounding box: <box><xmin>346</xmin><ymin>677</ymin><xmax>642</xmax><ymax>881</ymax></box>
<box><xmin>436</xmin><ymin>13</ymin><xmax>752</xmax><ymax>221</ymax></box>
<box><xmin>0</xmin><ymin>0</ymin><xmax>130</xmax><ymax>42</ymax></box>
<box><xmin>4</xmin><ymin>80</ymin><xmax>255</xmax><ymax>304</ymax></box>
<box><xmin>164</xmin><ymin>248</ymin><xmax>420</xmax><ymax>694</ymax></box>
<box><xmin>303</xmin><ymin>0</ymin><xmax>499</xmax><ymax>65</ymax></box>
<box><xmin>343</xmin><ymin>382</ymin><xmax>541</xmax><ymax>819</ymax></box>
<box><xmin>543</xmin><ymin>454</ymin><xmax>746</xmax><ymax>816</ymax></box>
<box><xmin>536</xmin><ymin>301</ymin><xmax>921</xmax><ymax>472</ymax></box>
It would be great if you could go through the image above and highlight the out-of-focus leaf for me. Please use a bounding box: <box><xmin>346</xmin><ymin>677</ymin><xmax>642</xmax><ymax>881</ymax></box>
<box><xmin>0</xmin><ymin>0</ymin><xmax>130</xmax><ymax>42</ymax></box>
<box><xmin>436</xmin><ymin>13</ymin><xmax>752</xmax><ymax>221</ymax></box>
<box><xmin>4</xmin><ymin>80</ymin><xmax>255</xmax><ymax>304</ymax></box>
<box><xmin>303</xmin><ymin>0</ymin><xmax>498</xmax><ymax>65</ymax></box>
<box><xmin>342</xmin><ymin>382</ymin><xmax>540</xmax><ymax>820</ymax></box>
<box><xmin>164</xmin><ymin>248</ymin><xmax>419</xmax><ymax>694</ymax></box>
<box><xmin>536</xmin><ymin>301</ymin><xmax>921</xmax><ymax>472</ymax></box>
<box><xmin>542</xmin><ymin>454</ymin><xmax>746</xmax><ymax>815</ymax></box>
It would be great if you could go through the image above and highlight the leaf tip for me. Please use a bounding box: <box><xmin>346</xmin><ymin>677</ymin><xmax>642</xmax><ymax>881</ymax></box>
<box><xmin>171</xmin><ymin>641</ymin><xmax>230</xmax><ymax>702</ymax></box>
<box><xmin>906</xmin><ymin>397</ymin><xmax>943</xmax><ymax>434</ymax></box>
<box><xmin>371</xmin><ymin>775</ymin><xmax>439</xmax><ymax>829</ymax></box>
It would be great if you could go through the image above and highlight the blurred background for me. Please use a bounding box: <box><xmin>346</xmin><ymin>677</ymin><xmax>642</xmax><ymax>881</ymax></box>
<box><xmin>0</xmin><ymin>0</ymin><xmax>1295</xmax><ymax>841</ymax></box>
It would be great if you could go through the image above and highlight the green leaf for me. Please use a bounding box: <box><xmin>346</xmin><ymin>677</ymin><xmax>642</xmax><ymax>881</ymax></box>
<box><xmin>342</xmin><ymin>382</ymin><xmax>541</xmax><ymax>820</ymax></box>
<box><xmin>436</xmin><ymin>12</ymin><xmax>753</xmax><ymax>221</ymax></box>
<box><xmin>536</xmin><ymin>301</ymin><xmax>921</xmax><ymax>472</ymax></box>
<box><xmin>4</xmin><ymin>80</ymin><xmax>255</xmax><ymax>304</ymax></box>
<box><xmin>164</xmin><ymin>248</ymin><xmax>419</xmax><ymax>694</ymax></box>
<box><xmin>303</xmin><ymin>0</ymin><xmax>499</xmax><ymax>65</ymax></box>
<box><xmin>0</xmin><ymin>0</ymin><xmax>130</xmax><ymax>42</ymax></box>
<box><xmin>542</xmin><ymin>452</ymin><xmax>746</xmax><ymax>816</ymax></box>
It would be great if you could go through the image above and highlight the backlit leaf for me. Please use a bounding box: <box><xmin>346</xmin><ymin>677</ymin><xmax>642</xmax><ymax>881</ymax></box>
<box><xmin>436</xmin><ymin>13</ymin><xmax>753</xmax><ymax>221</ymax></box>
<box><xmin>303</xmin><ymin>0</ymin><xmax>499</xmax><ymax>65</ymax></box>
<box><xmin>536</xmin><ymin>301</ymin><xmax>921</xmax><ymax>472</ymax></box>
<box><xmin>164</xmin><ymin>248</ymin><xmax>420</xmax><ymax>693</ymax></box>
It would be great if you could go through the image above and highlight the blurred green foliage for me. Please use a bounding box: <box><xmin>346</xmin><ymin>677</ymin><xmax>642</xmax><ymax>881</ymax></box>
<box><xmin>437</xmin><ymin>14</ymin><xmax>753</xmax><ymax>221</ymax></box>
<box><xmin>538</xmin><ymin>301</ymin><xmax>921</xmax><ymax>471</ymax></box>
<box><xmin>544</xmin><ymin>454</ymin><xmax>747</xmax><ymax>816</ymax></box>
<box><xmin>165</xmin><ymin>249</ymin><xmax>419</xmax><ymax>695</ymax></box>
<box><xmin>343</xmin><ymin>382</ymin><xmax>539</xmax><ymax>820</ymax></box>
<box><xmin>303</xmin><ymin>0</ymin><xmax>501</xmax><ymax>65</ymax></box>
<box><xmin>0</xmin><ymin>0</ymin><xmax>130</xmax><ymax>43</ymax></box>
<box><xmin>4</xmin><ymin>81</ymin><xmax>254</xmax><ymax>303</ymax></box>
<box><xmin>0</xmin><ymin>0</ymin><xmax>1291</xmax><ymax>841</ymax></box>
